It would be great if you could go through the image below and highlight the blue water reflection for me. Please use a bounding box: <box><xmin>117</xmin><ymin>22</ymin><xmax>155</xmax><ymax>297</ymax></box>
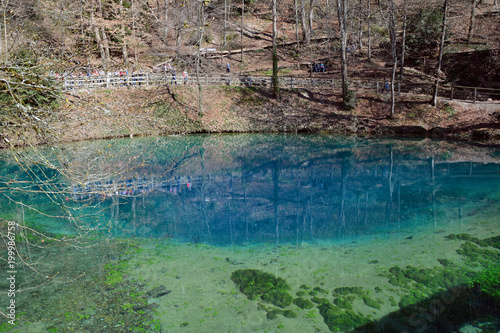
<box><xmin>1</xmin><ymin>134</ymin><xmax>500</xmax><ymax>245</ymax></box>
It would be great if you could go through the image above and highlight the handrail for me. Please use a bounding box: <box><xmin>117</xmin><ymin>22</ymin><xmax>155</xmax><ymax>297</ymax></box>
<box><xmin>56</xmin><ymin>73</ymin><xmax>500</xmax><ymax>103</ymax></box>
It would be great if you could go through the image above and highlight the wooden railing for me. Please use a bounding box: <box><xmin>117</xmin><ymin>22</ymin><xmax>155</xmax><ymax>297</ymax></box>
<box><xmin>59</xmin><ymin>73</ymin><xmax>500</xmax><ymax>103</ymax></box>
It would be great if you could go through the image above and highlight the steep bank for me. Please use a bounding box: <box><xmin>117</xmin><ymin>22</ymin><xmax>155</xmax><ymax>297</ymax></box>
<box><xmin>2</xmin><ymin>85</ymin><xmax>500</xmax><ymax>148</ymax></box>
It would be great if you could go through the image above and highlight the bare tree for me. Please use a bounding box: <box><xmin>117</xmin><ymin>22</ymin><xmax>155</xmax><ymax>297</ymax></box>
<box><xmin>295</xmin><ymin>0</ymin><xmax>300</xmax><ymax>47</ymax></box>
<box><xmin>432</xmin><ymin>0</ymin><xmax>450</xmax><ymax>107</ymax></box>
<box><xmin>300</xmin><ymin>0</ymin><xmax>316</xmax><ymax>46</ymax></box>
<box><xmin>400</xmin><ymin>1</ymin><xmax>408</xmax><ymax>78</ymax></box>
<box><xmin>367</xmin><ymin>0</ymin><xmax>371</xmax><ymax>61</ymax></box>
<box><xmin>467</xmin><ymin>0</ymin><xmax>479</xmax><ymax>43</ymax></box>
<box><xmin>389</xmin><ymin>0</ymin><xmax>397</xmax><ymax>119</ymax></box>
<box><xmin>336</xmin><ymin>0</ymin><xmax>349</xmax><ymax>103</ymax></box>
<box><xmin>119</xmin><ymin>0</ymin><xmax>129</xmax><ymax>65</ymax></box>
<box><xmin>272</xmin><ymin>0</ymin><xmax>280</xmax><ymax>99</ymax></box>
<box><xmin>241</xmin><ymin>0</ymin><xmax>244</xmax><ymax>63</ymax></box>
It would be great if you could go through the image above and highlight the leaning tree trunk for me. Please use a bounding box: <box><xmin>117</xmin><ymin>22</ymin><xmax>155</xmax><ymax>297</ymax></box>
<box><xmin>432</xmin><ymin>0</ymin><xmax>449</xmax><ymax>107</ymax></box>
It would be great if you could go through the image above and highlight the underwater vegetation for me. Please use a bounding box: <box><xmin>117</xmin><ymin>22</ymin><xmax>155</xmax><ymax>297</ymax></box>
<box><xmin>230</xmin><ymin>269</ymin><xmax>293</xmax><ymax>308</ymax></box>
<box><xmin>230</xmin><ymin>233</ymin><xmax>500</xmax><ymax>332</ymax></box>
<box><xmin>230</xmin><ymin>269</ymin><xmax>376</xmax><ymax>331</ymax></box>
<box><xmin>318</xmin><ymin>300</ymin><xmax>370</xmax><ymax>332</ymax></box>
<box><xmin>354</xmin><ymin>233</ymin><xmax>500</xmax><ymax>332</ymax></box>
<box><xmin>293</xmin><ymin>297</ymin><xmax>314</xmax><ymax>309</ymax></box>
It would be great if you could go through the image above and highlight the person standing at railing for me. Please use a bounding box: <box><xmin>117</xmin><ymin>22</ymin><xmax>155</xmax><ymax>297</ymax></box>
<box><xmin>183</xmin><ymin>70</ymin><xmax>188</xmax><ymax>84</ymax></box>
<box><xmin>226</xmin><ymin>63</ymin><xmax>230</xmax><ymax>73</ymax></box>
<box><xmin>170</xmin><ymin>68</ymin><xmax>177</xmax><ymax>85</ymax></box>
<box><xmin>382</xmin><ymin>78</ymin><xmax>390</xmax><ymax>93</ymax></box>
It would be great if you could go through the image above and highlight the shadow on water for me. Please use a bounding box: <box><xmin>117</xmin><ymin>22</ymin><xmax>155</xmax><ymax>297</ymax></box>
<box><xmin>351</xmin><ymin>284</ymin><xmax>500</xmax><ymax>333</ymax></box>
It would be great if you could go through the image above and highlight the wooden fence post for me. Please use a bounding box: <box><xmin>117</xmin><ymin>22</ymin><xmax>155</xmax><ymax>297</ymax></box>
<box><xmin>473</xmin><ymin>88</ymin><xmax>477</xmax><ymax>103</ymax></box>
<box><xmin>450</xmin><ymin>85</ymin><xmax>454</xmax><ymax>100</ymax></box>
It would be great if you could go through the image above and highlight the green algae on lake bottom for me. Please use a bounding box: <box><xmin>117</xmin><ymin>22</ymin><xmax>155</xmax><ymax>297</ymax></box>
<box><xmin>230</xmin><ymin>269</ymin><xmax>293</xmax><ymax>308</ymax></box>
<box><xmin>228</xmin><ymin>233</ymin><xmax>500</xmax><ymax>332</ymax></box>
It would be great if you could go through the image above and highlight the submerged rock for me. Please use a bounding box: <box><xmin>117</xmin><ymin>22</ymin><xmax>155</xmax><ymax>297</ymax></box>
<box><xmin>226</xmin><ymin>257</ymin><xmax>244</xmax><ymax>265</ymax></box>
<box><xmin>147</xmin><ymin>285</ymin><xmax>171</xmax><ymax>298</ymax></box>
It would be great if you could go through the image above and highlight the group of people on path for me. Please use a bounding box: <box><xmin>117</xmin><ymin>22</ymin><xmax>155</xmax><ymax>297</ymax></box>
<box><xmin>312</xmin><ymin>63</ymin><xmax>326</xmax><ymax>72</ymax></box>
<box><xmin>164</xmin><ymin>63</ymin><xmax>188</xmax><ymax>85</ymax></box>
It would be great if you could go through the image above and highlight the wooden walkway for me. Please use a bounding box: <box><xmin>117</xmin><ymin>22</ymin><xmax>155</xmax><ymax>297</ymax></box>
<box><xmin>59</xmin><ymin>72</ymin><xmax>500</xmax><ymax>103</ymax></box>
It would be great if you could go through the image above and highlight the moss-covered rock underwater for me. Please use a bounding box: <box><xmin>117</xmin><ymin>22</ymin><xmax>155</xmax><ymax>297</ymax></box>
<box><xmin>230</xmin><ymin>233</ymin><xmax>500</xmax><ymax>332</ymax></box>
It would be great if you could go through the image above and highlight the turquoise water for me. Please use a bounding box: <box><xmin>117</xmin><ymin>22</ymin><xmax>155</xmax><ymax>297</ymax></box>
<box><xmin>2</xmin><ymin>134</ymin><xmax>499</xmax><ymax>245</ymax></box>
<box><xmin>0</xmin><ymin>134</ymin><xmax>499</xmax><ymax>332</ymax></box>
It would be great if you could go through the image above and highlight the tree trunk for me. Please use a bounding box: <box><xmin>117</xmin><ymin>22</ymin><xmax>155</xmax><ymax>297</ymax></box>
<box><xmin>295</xmin><ymin>0</ymin><xmax>300</xmax><ymax>48</ymax></box>
<box><xmin>164</xmin><ymin>0</ymin><xmax>169</xmax><ymax>43</ymax></box>
<box><xmin>94</xmin><ymin>26</ymin><xmax>106</xmax><ymax>63</ymax></box>
<box><xmin>272</xmin><ymin>0</ymin><xmax>280</xmax><ymax>99</ymax></box>
<box><xmin>400</xmin><ymin>3</ymin><xmax>407</xmax><ymax>78</ymax></box>
<box><xmin>132</xmin><ymin>0</ymin><xmax>137</xmax><ymax>62</ymax></box>
<box><xmin>101</xmin><ymin>27</ymin><xmax>111</xmax><ymax>62</ymax></box>
<box><xmin>197</xmin><ymin>2</ymin><xmax>206</xmax><ymax>115</ymax></box>
<box><xmin>357</xmin><ymin>0</ymin><xmax>363</xmax><ymax>51</ymax></box>
<box><xmin>80</xmin><ymin>0</ymin><xmax>85</xmax><ymax>53</ymax></box>
<box><xmin>120</xmin><ymin>0</ymin><xmax>129</xmax><ymax>65</ymax></box>
<box><xmin>389</xmin><ymin>0</ymin><xmax>397</xmax><ymax>119</ymax></box>
<box><xmin>467</xmin><ymin>0</ymin><xmax>479</xmax><ymax>43</ymax></box>
<box><xmin>308</xmin><ymin>0</ymin><xmax>315</xmax><ymax>44</ymax></box>
<box><xmin>241</xmin><ymin>0</ymin><xmax>244</xmax><ymax>63</ymax></box>
<box><xmin>223</xmin><ymin>0</ymin><xmax>227</xmax><ymax>47</ymax></box>
<box><xmin>300</xmin><ymin>0</ymin><xmax>310</xmax><ymax>45</ymax></box>
<box><xmin>336</xmin><ymin>0</ymin><xmax>349</xmax><ymax>99</ymax></box>
<box><xmin>432</xmin><ymin>0</ymin><xmax>449</xmax><ymax>106</ymax></box>
<box><xmin>97</xmin><ymin>0</ymin><xmax>110</xmax><ymax>64</ymax></box>
<box><xmin>92</xmin><ymin>6</ymin><xmax>106</xmax><ymax>64</ymax></box>
<box><xmin>367</xmin><ymin>0</ymin><xmax>371</xmax><ymax>60</ymax></box>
